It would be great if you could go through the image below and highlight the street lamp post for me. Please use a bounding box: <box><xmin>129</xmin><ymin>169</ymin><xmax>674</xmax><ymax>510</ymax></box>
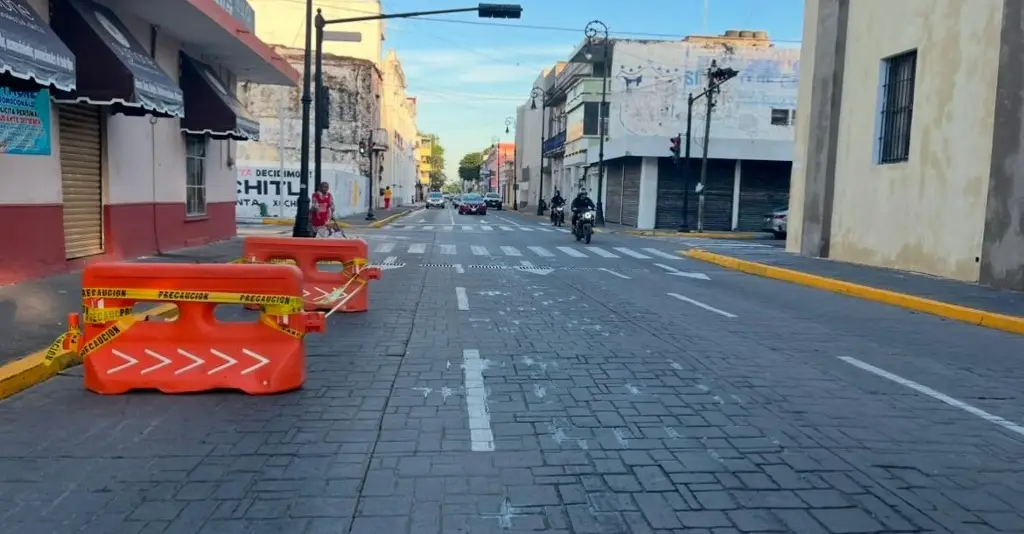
<box><xmin>584</xmin><ymin>19</ymin><xmax>609</xmax><ymax>226</ymax></box>
<box><xmin>505</xmin><ymin>116</ymin><xmax>516</xmax><ymax>210</ymax></box>
<box><xmin>292</xmin><ymin>3</ymin><xmax>523</xmax><ymax>236</ymax></box>
<box><xmin>530</xmin><ymin>86</ymin><xmax>547</xmax><ymax>215</ymax></box>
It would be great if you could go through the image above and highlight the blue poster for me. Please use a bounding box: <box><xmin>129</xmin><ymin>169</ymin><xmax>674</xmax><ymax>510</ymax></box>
<box><xmin>0</xmin><ymin>87</ymin><xmax>52</xmax><ymax>155</ymax></box>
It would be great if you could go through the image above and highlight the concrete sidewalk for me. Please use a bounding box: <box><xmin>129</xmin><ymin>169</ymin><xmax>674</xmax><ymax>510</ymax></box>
<box><xmin>0</xmin><ymin>239</ymin><xmax>244</xmax><ymax>370</ymax></box>
<box><xmin>685</xmin><ymin>246</ymin><xmax>1024</xmax><ymax>332</ymax></box>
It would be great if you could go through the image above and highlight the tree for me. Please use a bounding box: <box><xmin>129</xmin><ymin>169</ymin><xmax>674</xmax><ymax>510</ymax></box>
<box><xmin>424</xmin><ymin>134</ymin><xmax>446</xmax><ymax>190</ymax></box>
<box><xmin>458</xmin><ymin>152</ymin><xmax>484</xmax><ymax>182</ymax></box>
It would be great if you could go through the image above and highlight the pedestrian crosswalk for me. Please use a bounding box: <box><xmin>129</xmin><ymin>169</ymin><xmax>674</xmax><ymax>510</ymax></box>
<box><xmin>390</xmin><ymin>223</ymin><xmax>569</xmax><ymax>233</ymax></box>
<box><xmin>369</xmin><ymin>242</ymin><xmax>683</xmax><ymax>261</ymax></box>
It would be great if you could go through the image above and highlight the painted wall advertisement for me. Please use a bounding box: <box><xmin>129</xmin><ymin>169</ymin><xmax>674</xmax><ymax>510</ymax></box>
<box><xmin>236</xmin><ymin>162</ymin><xmax>368</xmax><ymax>221</ymax></box>
<box><xmin>0</xmin><ymin>87</ymin><xmax>52</xmax><ymax>155</ymax></box>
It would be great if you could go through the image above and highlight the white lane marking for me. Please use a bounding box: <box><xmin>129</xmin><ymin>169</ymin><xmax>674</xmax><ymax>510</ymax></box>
<box><xmin>536</xmin><ymin>228</ymin><xmax>553</xmax><ymax>233</ymax></box>
<box><xmin>500</xmin><ymin>246</ymin><xmax>522</xmax><ymax>257</ymax></box>
<box><xmin>519</xmin><ymin>227</ymin><xmax>534</xmax><ymax>232</ymax></box>
<box><xmin>416</xmin><ymin>218</ymin><xmax>426</xmax><ymax>223</ymax></box>
<box><xmin>471</xmin><ymin>246</ymin><xmax>490</xmax><ymax>256</ymax></box>
<box><xmin>588</xmin><ymin>247</ymin><xmax>619</xmax><ymax>258</ymax></box>
<box><xmin>448</xmin><ymin>207</ymin><xmax>455</xmax><ymax>225</ymax></box>
<box><xmin>520</xmin><ymin>260</ymin><xmax>535</xmax><ymax>268</ymax></box>
<box><xmin>408</xmin><ymin>243</ymin><xmax>427</xmax><ymax>254</ymax></box>
<box><xmin>463</xmin><ymin>349</ymin><xmax>494</xmax><ymax>452</ymax></box>
<box><xmin>443</xmin><ymin>225</ymin><xmax>453</xmax><ymax>231</ymax></box>
<box><xmin>643</xmin><ymin>248</ymin><xmax>683</xmax><ymax>260</ymax></box>
<box><xmin>176</xmin><ymin>349</ymin><xmax>204</xmax><ymax>375</ymax></box>
<box><xmin>374</xmin><ymin>243</ymin><xmax>395</xmax><ymax>253</ymax></box>
<box><xmin>528</xmin><ymin>246</ymin><xmax>554</xmax><ymax>257</ymax></box>
<box><xmin>839</xmin><ymin>357</ymin><xmax>1024</xmax><ymax>439</ymax></box>
<box><xmin>208</xmin><ymin>349</ymin><xmax>238</xmax><ymax>374</ymax></box>
<box><xmin>556</xmin><ymin>246</ymin><xmax>588</xmax><ymax>258</ymax></box>
<box><xmin>141</xmin><ymin>349</ymin><xmax>171</xmax><ymax>374</ymax></box>
<box><xmin>599</xmin><ymin>268</ymin><xmax>630</xmax><ymax>279</ymax></box>
<box><xmin>453</xmin><ymin>263</ymin><xmax>465</xmax><ymax>273</ymax></box>
<box><xmin>556</xmin><ymin>228</ymin><xmax>570</xmax><ymax>233</ymax></box>
<box><xmin>614</xmin><ymin>247</ymin><xmax>651</xmax><ymax>259</ymax></box>
<box><xmin>382</xmin><ymin>256</ymin><xmax>399</xmax><ymax>266</ymax></box>
<box><xmin>455</xmin><ymin>287</ymin><xmax>470</xmax><ymax>311</ymax></box>
<box><xmin>499</xmin><ymin>225</ymin><xmax>514</xmax><ymax>231</ymax></box>
<box><xmin>667</xmin><ymin>293</ymin><xmax>736</xmax><ymax>318</ymax></box>
<box><xmin>481</xmin><ymin>225</ymin><xmax>493</xmax><ymax>231</ymax></box>
<box><xmin>423</xmin><ymin>225</ymin><xmax>434</xmax><ymax>230</ymax></box>
<box><xmin>439</xmin><ymin>244</ymin><xmax>456</xmax><ymax>255</ymax></box>
<box><xmin>462</xmin><ymin>225</ymin><xmax>473</xmax><ymax>231</ymax></box>
<box><xmin>655</xmin><ymin>263</ymin><xmax>711</xmax><ymax>280</ymax></box>
<box><xmin>241</xmin><ymin>349</ymin><xmax>270</xmax><ymax>375</ymax></box>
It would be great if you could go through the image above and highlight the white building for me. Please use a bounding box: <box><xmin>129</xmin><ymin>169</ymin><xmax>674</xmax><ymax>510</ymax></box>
<box><xmin>789</xmin><ymin>0</ymin><xmax>1023</xmax><ymax>290</ymax></box>
<box><xmin>520</xmin><ymin>32</ymin><xmax>799</xmax><ymax>230</ymax></box>
<box><xmin>0</xmin><ymin>0</ymin><xmax>295</xmax><ymax>286</ymax></box>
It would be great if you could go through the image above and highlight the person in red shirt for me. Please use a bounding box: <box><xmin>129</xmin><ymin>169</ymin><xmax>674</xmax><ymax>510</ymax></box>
<box><xmin>311</xmin><ymin>182</ymin><xmax>335</xmax><ymax>236</ymax></box>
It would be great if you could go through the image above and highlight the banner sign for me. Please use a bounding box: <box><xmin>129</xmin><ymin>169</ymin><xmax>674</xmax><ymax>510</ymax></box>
<box><xmin>0</xmin><ymin>87</ymin><xmax>51</xmax><ymax>155</ymax></box>
<box><xmin>236</xmin><ymin>162</ymin><xmax>367</xmax><ymax>220</ymax></box>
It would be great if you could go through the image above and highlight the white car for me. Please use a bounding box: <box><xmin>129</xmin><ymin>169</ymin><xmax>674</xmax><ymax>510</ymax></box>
<box><xmin>763</xmin><ymin>208</ymin><xmax>788</xmax><ymax>239</ymax></box>
<box><xmin>425</xmin><ymin>192</ymin><xmax>445</xmax><ymax>209</ymax></box>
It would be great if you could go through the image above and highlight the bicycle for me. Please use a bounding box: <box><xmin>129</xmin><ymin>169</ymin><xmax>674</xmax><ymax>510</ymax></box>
<box><xmin>315</xmin><ymin>218</ymin><xmax>345</xmax><ymax>238</ymax></box>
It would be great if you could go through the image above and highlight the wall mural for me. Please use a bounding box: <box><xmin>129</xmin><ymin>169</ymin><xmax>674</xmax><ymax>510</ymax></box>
<box><xmin>608</xmin><ymin>41</ymin><xmax>800</xmax><ymax>141</ymax></box>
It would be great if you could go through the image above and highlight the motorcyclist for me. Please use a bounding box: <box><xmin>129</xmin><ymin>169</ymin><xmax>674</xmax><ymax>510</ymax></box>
<box><xmin>549</xmin><ymin>189</ymin><xmax>565</xmax><ymax>224</ymax></box>
<box><xmin>570</xmin><ymin>189</ymin><xmax>595</xmax><ymax>229</ymax></box>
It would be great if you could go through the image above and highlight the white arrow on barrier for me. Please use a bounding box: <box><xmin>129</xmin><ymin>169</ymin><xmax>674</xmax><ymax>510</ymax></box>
<box><xmin>654</xmin><ymin>263</ymin><xmax>711</xmax><ymax>280</ymax></box>
<box><xmin>176</xmin><ymin>349</ymin><xmax>205</xmax><ymax>375</ymax></box>
<box><xmin>141</xmin><ymin>349</ymin><xmax>171</xmax><ymax>374</ymax></box>
<box><xmin>208</xmin><ymin>349</ymin><xmax>238</xmax><ymax>374</ymax></box>
<box><xmin>108</xmin><ymin>350</ymin><xmax>138</xmax><ymax>375</ymax></box>
<box><xmin>241</xmin><ymin>349</ymin><xmax>270</xmax><ymax>375</ymax></box>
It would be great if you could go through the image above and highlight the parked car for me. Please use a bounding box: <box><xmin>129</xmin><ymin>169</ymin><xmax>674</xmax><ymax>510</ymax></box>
<box><xmin>763</xmin><ymin>208</ymin><xmax>788</xmax><ymax>239</ymax></box>
<box><xmin>425</xmin><ymin>191</ymin><xmax>445</xmax><ymax>209</ymax></box>
<box><xmin>458</xmin><ymin>193</ymin><xmax>487</xmax><ymax>215</ymax></box>
<box><xmin>483</xmin><ymin>192</ymin><xmax>503</xmax><ymax>210</ymax></box>
<box><xmin>452</xmin><ymin>195</ymin><xmax>462</xmax><ymax>207</ymax></box>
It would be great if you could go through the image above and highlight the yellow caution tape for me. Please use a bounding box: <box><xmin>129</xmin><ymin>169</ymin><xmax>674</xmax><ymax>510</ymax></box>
<box><xmin>84</xmin><ymin>306</ymin><xmax>134</xmax><ymax>323</ymax></box>
<box><xmin>82</xmin><ymin>288</ymin><xmax>304</xmax><ymax>316</ymax></box>
<box><xmin>42</xmin><ymin>329</ymin><xmax>81</xmax><ymax>366</ymax></box>
<box><xmin>42</xmin><ymin>315</ymin><xmax>139</xmax><ymax>367</ymax></box>
<box><xmin>260</xmin><ymin>314</ymin><xmax>303</xmax><ymax>339</ymax></box>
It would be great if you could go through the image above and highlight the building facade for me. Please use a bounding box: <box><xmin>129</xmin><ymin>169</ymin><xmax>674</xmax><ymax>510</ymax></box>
<box><xmin>416</xmin><ymin>133</ymin><xmax>433</xmax><ymax>192</ymax></box>
<box><xmin>789</xmin><ymin>0</ymin><xmax>1024</xmax><ymax>290</ymax></box>
<box><xmin>379</xmin><ymin>50</ymin><xmax>417</xmax><ymax>207</ymax></box>
<box><xmin>247</xmin><ymin>0</ymin><xmax>383</xmax><ymax>66</ymax></box>
<box><xmin>0</xmin><ymin>0</ymin><xmax>295</xmax><ymax>286</ymax></box>
<box><xmin>480</xmin><ymin>143</ymin><xmax>515</xmax><ymax>196</ymax></box>
<box><xmin>520</xmin><ymin>34</ymin><xmax>799</xmax><ymax>230</ymax></box>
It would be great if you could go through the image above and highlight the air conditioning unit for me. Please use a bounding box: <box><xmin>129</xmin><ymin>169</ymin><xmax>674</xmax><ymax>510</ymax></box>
<box><xmin>371</xmin><ymin>128</ymin><xmax>389</xmax><ymax>152</ymax></box>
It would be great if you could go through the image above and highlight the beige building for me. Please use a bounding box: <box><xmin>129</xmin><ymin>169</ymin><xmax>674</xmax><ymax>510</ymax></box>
<box><xmin>247</xmin><ymin>0</ymin><xmax>383</xmax><ymax>65</ymax></box>
<box><xmin>379</xmin><ymin>50</ymin><xmax>419</xmax><ymax>207</ymax></box>
<box><xmin>789</xmin><ymin>0</ymin><xmax>1024</xmax><ymax>291</ymax></box>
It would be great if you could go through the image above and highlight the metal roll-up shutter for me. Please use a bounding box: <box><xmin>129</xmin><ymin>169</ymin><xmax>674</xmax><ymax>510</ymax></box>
<box><xmin>655</xmin><ymin>157</ymin><xmax>692</xmax><ymax>229</ymax></box>
<box><xmin>58</xmin><ymin>104</ymin><xmax>104</xmax><ymax>259</ymax></box>
<box><xmin>620</xmin><ymin>157</ymin><xmax>642</xmax><ymax>227</ymax></box>
<box><xmin>695</xmin><ymin>159</ymin><xmax>734</xmax><ymax>231</ymax></box>
<box><xmin>604</xmin><ymin>161</ymin><xmax>624</xmax><ymax>224</ymax></box>
<box><xmin>737</xmin><ymin>160</ymin><xmax>791</xmax><ymax>231</ymax></box>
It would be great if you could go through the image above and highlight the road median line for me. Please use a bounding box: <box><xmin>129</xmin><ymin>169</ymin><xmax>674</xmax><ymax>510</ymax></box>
<box><xmin>683</xmin><ymin>249</ymin><xmax>1024</xmax><ymax>336</ymax></box>
<box><xmin>0</xmin><ymin>304</ymin><xmax>180</xmax><ymax>401</ymax></box>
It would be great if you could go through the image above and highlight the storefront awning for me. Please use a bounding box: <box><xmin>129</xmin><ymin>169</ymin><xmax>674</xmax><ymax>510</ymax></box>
<box><xmin>180</xmin><ymin>54</ymin><xmax>259</xmax><ymax>141</ymax></box>
<box><xmin>51</xmin><ymin>0</ymin><xmax>183</xmax><ymax>117</ymax></box>
<box><xmin>0</xmin><ymin>0</ymin><xmax>76</xmax><ymax>91</ymax></box>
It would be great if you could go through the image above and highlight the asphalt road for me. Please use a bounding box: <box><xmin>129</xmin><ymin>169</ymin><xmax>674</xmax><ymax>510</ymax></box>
<box><xmin>0</xmin><ymin>204</ymin><xmax>1022</xmax><ymax>533</ymax></box>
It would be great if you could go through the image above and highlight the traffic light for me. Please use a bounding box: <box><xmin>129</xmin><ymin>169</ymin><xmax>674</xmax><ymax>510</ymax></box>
<box><xmin>710</xmin><ymin>67</ymin><xmax>739</xmax><ymax>84</ymax></box>
<box><xmin>317</xmin><ymin>88</ymin><xmax>331</xmax><ymax>130</ymax></box>
<box><xmin>669</xmin><ymin>135</ymin><xmax>681</xmax><ymax>162</ymax></box>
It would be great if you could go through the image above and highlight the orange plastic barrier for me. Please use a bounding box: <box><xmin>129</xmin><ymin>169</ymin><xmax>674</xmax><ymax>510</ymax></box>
<box><xmin>242</xmin><ymin>236</ymin><xmax>382</xmax><ymax>313</ymax></box>
<box><xmin>70</xmin><ymin>262</ymin><xmax>324</xmax><ymax>395</ymax></box>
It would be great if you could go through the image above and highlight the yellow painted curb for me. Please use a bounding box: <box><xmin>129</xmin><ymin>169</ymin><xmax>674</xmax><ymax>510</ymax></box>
<box><xmin>625</xmin><ymin>230</ymin><xmax>766</xmax><ymax>239</ymax></box>
<box><xmin>368</xmin><ymin>207</ymin><xmax>423</xmax><ymax>229</ymax></box>
<box><xmin>683</xmin><ymin>249</ymin><xmax>1024</xmax><ymax>336</ymax></box>
<box><xmin>0</xmin><ymin>303</ymin><xmax>180</xmax><ymax>401</ymax></box>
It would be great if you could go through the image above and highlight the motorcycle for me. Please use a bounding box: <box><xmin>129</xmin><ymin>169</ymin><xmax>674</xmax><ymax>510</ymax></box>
<box><xmin>551</xmin><ymin>205</ymin><xmax>565</xmax><ymax>226</ymax></box>
<box><xmin>573</xmin><ymin>209</ymin><xmax>595</xmax><ymax>244</ymax></box>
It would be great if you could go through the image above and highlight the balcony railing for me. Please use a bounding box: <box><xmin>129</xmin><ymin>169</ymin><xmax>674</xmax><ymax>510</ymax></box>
<box><xmin>542</xmin><ymin>130</ymin><xmax>566</xmax><ymax>155</ymax></box>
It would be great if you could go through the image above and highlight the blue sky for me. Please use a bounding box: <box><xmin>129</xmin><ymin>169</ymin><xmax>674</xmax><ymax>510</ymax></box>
<box><xmin>381</xmin><ymin>0</ymin><xmax>804</xmax><ymax>175</ymax></box>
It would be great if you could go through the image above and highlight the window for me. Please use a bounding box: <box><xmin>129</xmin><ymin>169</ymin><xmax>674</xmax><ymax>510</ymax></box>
<box><xmin>185</xmin><ymin>134</ymin><xmax>207</xmax><ymax>216</ymax></box>
<box><xmin>771</xmin><ymin>108</ymin><xmax>792</xmax><ymax>126</ymax></box>
<box><xmin>877</xmin><ymin>50</ymin><xmax>917</xmax><ymax>164</ymax></box>
<box><xmin>583</xmin><ymin>102</ymin><xmax>610</xmax><ymax>136</ymax></box>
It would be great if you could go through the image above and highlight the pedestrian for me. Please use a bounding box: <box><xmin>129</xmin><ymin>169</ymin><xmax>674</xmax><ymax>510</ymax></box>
<box><xmin>311</xmin><ymin>182</ymin><xmax>334</xmax><ymax>236</ymax></box>
<box><xmin>383</xmin><ymin>186</ymin><xmax>392</xmax><ymax>210</ymax></box>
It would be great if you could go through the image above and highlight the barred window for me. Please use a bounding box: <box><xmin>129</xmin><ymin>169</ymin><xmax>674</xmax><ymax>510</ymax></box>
<box><xmin>185</xmin><ymin>134</ymin><xmax>207</xmax><ymax>216</ymax></box>
<box><xmin>878</xmin><ymin>50</ymin><xmax>917</xmax><ymax>164</ymax></box>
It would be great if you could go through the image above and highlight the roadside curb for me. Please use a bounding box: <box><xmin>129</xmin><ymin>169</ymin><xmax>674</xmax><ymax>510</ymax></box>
<box><xmin>0</xmin><ymin>304</ymin><xmax>179</xmax><ymax>401</ymax></box>
<box><xmin>626</xmin><ymin>230</ymin><xmax>769</xmax><ymax>239</ymax></box>
<box><xmin>368</xmin><ymin>206</ymin><xmax>424</xmax><ymax>229</ymax></box>
<box><xmin>683</xmin><ymin>249</ymin><xmax>1024</xmax><ymax>336</ymax></box>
